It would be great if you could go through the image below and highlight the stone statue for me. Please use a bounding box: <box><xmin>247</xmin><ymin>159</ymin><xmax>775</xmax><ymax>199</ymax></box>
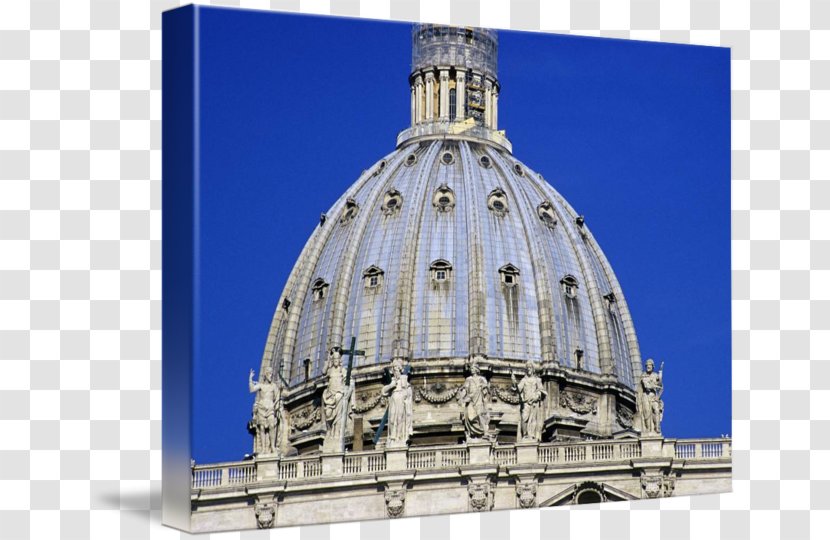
<box><xmin>637</xmin><ymin>358</ymin><xmax>664</xmax><ymax>434</ymax></box>
<box><xmin>381</xmin><ymin>357</ymin><xmax>413</xmax><ymax>448</ymax></box>
<box><xmin>322</xmin><ymin>347</ymin><xmax>348</xmax><ymax>451</ymax></box>
<box><xmin>249</xmin><ymin>366</ymin><xmax>282</xmax><ymax>455</ymax></box>
<box><xmin>458</xmin><ymin>358</ymin><xmax>492</xmax><ymax>442</ymax></box>
<box><xmin>511</xmin><ymin>363</ymin><xmax>547</xmax><ymax>442</ymax></box>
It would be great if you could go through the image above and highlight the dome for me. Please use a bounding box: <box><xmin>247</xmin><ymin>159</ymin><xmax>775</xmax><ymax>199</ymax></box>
<box><xmin>263</xmin><ymin>140</ymin><xmax>642</xmax><ymax>391</ymax></box>
<box><xmin>256</xmin><ymin>24</ymin><xmax>645</xmax><ymax>448</ymax></box>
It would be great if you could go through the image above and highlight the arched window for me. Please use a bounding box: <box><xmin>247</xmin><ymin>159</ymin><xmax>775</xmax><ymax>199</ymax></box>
<box><xmin>382</xmin><ymin>189</ymin><xmax>403</xmax><ymax>216</ymax></box>
<box><xmin>339</xmin><ymin>198</ymin><xmax>359</xmax><ymax>225</ymax></box>
<box><xmin>487</xmin><ymin>188</ymin><xmax>508</xmax><ymax>217</ymax></box>
<box><xmin>537</xmin><ymin>201</ymin><xmax>557</xmax><ymax>229</ymax></box>
<box><xmin>560</xmin><ymin>275</ymin><xmax>578</xmax><ymax>299</ymax></box>
<box><xmin>449</xmin><ymin>88</ymin><xmax>457</xmax><ymax>120</ymax></box>
<box><xmin>430</xmin><ymin>259</ymin><xmax>452</xmax><ymax>283</ymax></box>
<box><xmin>311</xmin><ymin>278</ymin><xmax>329</xmax><ymax>302</ymax></box>
<box><xmin>432</xmin><ymin>184</ymin><xmax>456</xmax><ymax>213</ymax></box>
<box><xmin>363</xmin><ymin>265</ymin><xmax>384</xmax><ymax>289</ymax></box>
<box><xmin>499</xmin><ymin>264</ymin><xmax>520</xmax><ymax>287</ymax></box>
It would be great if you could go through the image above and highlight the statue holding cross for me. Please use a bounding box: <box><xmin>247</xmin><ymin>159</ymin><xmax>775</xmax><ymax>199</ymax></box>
<box><xmin>321</xmin><ymin>338</ymin><xmax>364</xmax><ymax>452</ymax></box>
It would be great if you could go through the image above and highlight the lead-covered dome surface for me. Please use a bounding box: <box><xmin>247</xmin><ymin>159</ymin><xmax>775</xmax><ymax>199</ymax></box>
<box><xmin>261</xmin><ymin>138</ymin><xmax>643</xmax><ymax>391</ymax></box>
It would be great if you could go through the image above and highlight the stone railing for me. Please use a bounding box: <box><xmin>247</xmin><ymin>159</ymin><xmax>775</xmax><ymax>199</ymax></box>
<box><xmin>537</xmin><ymin>440</ymin><xmax>642</xmax><ymax>464</ymax></box>
<box><xmin>396</xmin><ymin>121</ymin><xmax>513</xmax><ymax>152</ymax></box>
<box><xmin>192</xmin><ymin>461</ymin><xmax>257</xmax><ymax>489</ymax></box>
<box><xmin>670</xmin><ymin>439</ymin><xmax>731</xmax><ymax>460</ymax></box>
<box><xmin>191</xmin><ymin>437</ymin><xmax>731</xmax><ymax>490</ymax></box>
<box><xmin>407</xmin><ymin>445</ymin><xmax>470</xmax><ymax>469</ymax></box>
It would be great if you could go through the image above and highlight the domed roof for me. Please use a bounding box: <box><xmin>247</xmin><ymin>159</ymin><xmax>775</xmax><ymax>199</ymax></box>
<box><xmin>259</xmin><ymin>23</ymin><xmax>643</xmax><ymax>394</ymax></box>
<box><xmin>260</xmin><ymin>137</ymin><xmax>642</xmax><ymax>391</ymax></box>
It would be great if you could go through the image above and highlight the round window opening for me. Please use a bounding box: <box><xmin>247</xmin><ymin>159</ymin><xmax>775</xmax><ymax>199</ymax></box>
<box><xmin>513</xmin><ymin>163</ymin><xmax>524</xmax><ymax>176</ymax></box>
<box><xmin>441</xmin><ymin>152</ymin><xmax>454</xmax><ymax>165</ymax></box>
<box><xmin>378</xmin><ymin>160</ymin><xmax>387</xmax><ymax>171</ymax></box>
<box><xmin>479</xmin><ymin>155</ymin><xmax>492</xmax><ymax>168</ymax></box>
<box><xmin>386</xmin><ymin>199</ymin><xmax>398</xmax><ymax>209</ymax></box>
<box><xmin>492</xmin><ymin>200</ymin><xmax>505</xmax><ymax>211</ymax></box>
<box><xmin>405</xmin><ymin>154</ymin><xmax>417</xmax><ymax>167</ymax></box>
<box><xmin>439</xmin><ymin>196</ymin><xmax>451</xmax><ymax>206</ymax></box>
<box><xmin>576</xmin><ymin>490</ymin><xmax>602</xmax><ymax>505</ymax></box>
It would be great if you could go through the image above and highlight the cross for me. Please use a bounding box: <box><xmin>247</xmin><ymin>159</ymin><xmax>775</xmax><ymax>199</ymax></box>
<box><xmin>372</xmin><ymin>363</ymin><xmax>411</xmax><ymax>446</ymax></box>
<box><xmin>341</xmin><ymin>336</ymin><xmax>365</xmax><ymax>387</ymax></box>
<box><xmin>339</xmin><ymin>337</ymin><xmax>365</xmax><ymax>452</ymax></box>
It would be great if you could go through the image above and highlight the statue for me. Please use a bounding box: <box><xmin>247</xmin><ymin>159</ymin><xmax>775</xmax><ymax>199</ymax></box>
<box><xmin>637</xmin><ymin>358</ymin><xmax>664</xmax><ymax>434</ymax></box>
<box><xmin>458</xmin><ymin>358</ymin><xmax>492</xmax><ymax>442</ymax></box>
<box><xmin>511</xmin><ymin>363</ymin><xmax>547</xmax><ymax>442</ymax></box>
<box><xmin>249</xmin><ymin>366</ymin><xmax>282</xmax><ymax>455</ymax></box>
<box><xmin>322</xmin><ymin>347</ymin><xmax>348</xmax><ymax>451</ymax></box>
<box><xmin>381</xmin><ymin>358</ymin><xmax>413</xmax><ymax>447</ymax></box>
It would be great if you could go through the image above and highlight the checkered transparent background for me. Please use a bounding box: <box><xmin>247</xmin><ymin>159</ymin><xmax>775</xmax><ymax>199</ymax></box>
<box><xmin>0</xmin><ymin>0</ymin><xmax>826</xmax><ymax>538</ymax></box>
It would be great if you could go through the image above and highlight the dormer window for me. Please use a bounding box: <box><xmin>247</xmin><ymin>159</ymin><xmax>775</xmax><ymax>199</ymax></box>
<box><xmin>375</xmin><ymin>160</ymin><xmax>387</xmax><ymax>175</ymax></box>
<box><xmin>479</xmin><ymin>155</ymin><xmax>492</xmax><ymax>169</ymax></box>
<box><xmin>487</xmin><ymin>188</ymin><xmax>508</xmax><ymax>217</ymax></box>
<box><xmin>537</xmin><ymin>201</ymin><xmax>557</xmax><ymax>229</ymax></box>
<box><xmin>499</xmin><ymin>264</ymin><xmax>520</xmax><ymax>288</ymax></box>
<box><xmin>382</xmin><ymin>189</ymin><xmax>403</xmax><ymax>216</ymax></box>
<box><xmin>311</xmin><ymin>278</ymin><xmax>329</xmax><ymax>302</ymax></box>
<box><xmin>363</xmin><ymin>265</ymin><xmax>384</xmax><ymax>289</ymax></box>
<box><xmin>430</xmin><ymin>259</ymin><xmax>452</xmax><ymax>283</ymax></box>
<box><xmin>440</xmin><ymin>151</ymin><xmax>455</xmax><ymax>165</ymax></box>
<box><xmin>560</xmin><ymin>275</ymin><xmax>578</xmax><ymax>299</ymax></box>
<box><xmin>432</xmin><ymin>184</ymin><xmax>456</xmax><ymax>212</ymax></box>
<box><xmin>340</xmin><ymin>199</ymin><xmax>359</xmax><ymax>225</ymax></box>
<box><xmin>513</xmin><ymin>163</ymin><xmax>524</xmax><ymax>176</ymax></box>
<box><xmin>405</xmin><ymin>153</ymin><xmax>417</xmax><ymax>167</ymax></box>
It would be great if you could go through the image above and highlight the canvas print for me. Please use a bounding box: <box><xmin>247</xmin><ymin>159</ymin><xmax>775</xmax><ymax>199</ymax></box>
<box><xmin>162</xmin><ymin>5</ymin><xmax>731</xmax><ymax>533</ymax></box>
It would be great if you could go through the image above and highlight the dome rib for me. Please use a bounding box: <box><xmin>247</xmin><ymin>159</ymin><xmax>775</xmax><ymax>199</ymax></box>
<box><xmin>543</xmin><ymin>181</ymin><xmax>615</xmax><ymax>374</ymax></box>
<box><xmin>326</xmin><ymin>152</ymin><xmax>411</xmax><ymax>356</ymax></box>
<box><xmin>550</xmin><ymin>192</ymin><xmax>643</xmax><ymax>382</ymax></box>
<box><xmin>482</xmin><ymin>146</ymin><xmax>557</xmax><ymax>363</ymax></box>
<box><xmin>259</xmin><ymin>159</ymin><xmax>384</xmax><ymax>382</ymax></box>
<box><xmin>391</xmin><ymin>142</ymin><xmax>444</xmax><ymax>359</ymax></box>
<box><xmin>458</xmin><ymin>142</ymin><xmax>488</xmax><ymax>356</ymax></box>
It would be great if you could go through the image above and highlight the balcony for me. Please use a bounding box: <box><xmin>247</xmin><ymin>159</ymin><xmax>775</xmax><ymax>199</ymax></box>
<box><xmin>191</xmin><ymin>437</ymin><xmax>731</xmax><ymax>491</ymax></box>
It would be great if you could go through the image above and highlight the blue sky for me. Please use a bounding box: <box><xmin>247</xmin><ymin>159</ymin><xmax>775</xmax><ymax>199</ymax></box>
<box><xmin>187</xmin><ymin>6</ymin><xmax>730</xmax><ymax>463</ymax></box>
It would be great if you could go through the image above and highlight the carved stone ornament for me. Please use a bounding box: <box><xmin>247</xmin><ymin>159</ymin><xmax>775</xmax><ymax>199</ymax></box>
<box><xmin>571</xmin><ymin>481</ymin><xmax>607</xmax><ymax>504</ymax></box>
<box><xmin>353</xmin><ymin>392</ymin><xmax>383</xmax><ymax>414</ymax></box>
<box><xmin>616</xmin><ymin>405</ymin><xmax>634</xmax><ymax>429</ymax></box>
<box><xmin>516</xmin><ymin>481</ymin><xmax>537</xmax><ymax>509</ymax></box>
<box><xmin>492</xmin><ymin>384</ymin><xmax>520</xmax><ymax>405</ymax></box>
<box><xmin>290</xmin><ymin>406</ymin><xmax>321</xmax><ymax>431</ymax></box>
<box><xmin>468</xmin><ymin>482</ymin><xmax>493</xmax><ymax>512</ymax></box>
<box><xmin>640</xmin><ymin>471</ymin><xmax>675</xmax><ymax>499</ymax></box>
<box><xmin>663</xmin><ymin>471</ymin><xmax>677</xmax><ymax>497</ymax></box>
<box><xmin>254</xmin><ymin>502</ymin><xmax>276</xmax><ymax>529</ymax></box>
<box><xmin>416</xmin><ymin>382</ymin><xmax>460</xmax><ymax>404</ymax></box>
<box><xmin>385</xmin><ymin>488</ymin><xmax>406</xmax><ymax>518</ymax></box>
<box><xmin>559</xmin><ymin>391</ymin><xmax>597</xmax><ymax>415</ymax></box>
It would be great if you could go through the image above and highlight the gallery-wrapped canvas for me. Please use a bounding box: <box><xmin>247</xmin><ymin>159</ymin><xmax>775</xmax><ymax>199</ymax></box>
<box><xmin>162</xmin><ymin>5</ymin><xmax>731</xmax><ymax>533</ymax></box>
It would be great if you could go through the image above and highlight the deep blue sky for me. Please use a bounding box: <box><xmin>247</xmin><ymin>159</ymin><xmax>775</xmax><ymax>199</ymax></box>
<box><xmin>187</xmin><ymin>6</ymin><xmax>731</xmax><ymax>463</ymax></box>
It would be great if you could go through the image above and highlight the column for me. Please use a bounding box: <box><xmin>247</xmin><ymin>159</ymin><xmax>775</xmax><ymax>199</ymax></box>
<box><xmin>414</xmin><ymin>75</ymin><xmax>423</xmax><ymax>124</ymax></box>
<box><xmin>492</xmin><ymin>92</ymin><xmax>498</xmax><ymax>130</ymax></box>
<box><xmin>456</xmin><ymin>69</ymin><xmax>466</xmax><ymax>121</ymax></box>
<box><xmin>439</xmin><ymin>69</ymin><xmax>449</xmax><ymax>121</ymax></box>
<box><xmin>484</xmin><ymin>79</ymin><xmax>493</xmax><ymax>128</ymax></box>
<box><xmin>410</xmin><ymin>85</ymin><xmax>416</xmax><ymax>125</ymax></box>
<box><xmin>425</xmin><ymin>71</ymin><xmax>435</xmax><ymax>121</ymax></box>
